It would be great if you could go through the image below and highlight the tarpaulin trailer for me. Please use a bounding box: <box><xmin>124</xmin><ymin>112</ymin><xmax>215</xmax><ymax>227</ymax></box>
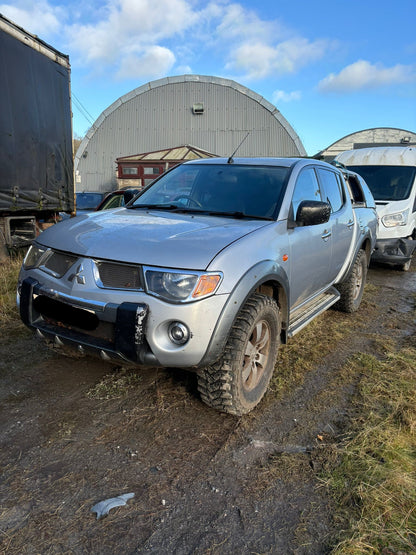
<box><xmin>0</xmin><ymin>13</ymin><xmax>74</xmax><ymax>258</ymax></box>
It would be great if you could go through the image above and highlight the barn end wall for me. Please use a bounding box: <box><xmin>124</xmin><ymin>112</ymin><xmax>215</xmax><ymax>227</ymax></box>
<box><xmin>75</xmin><ymin>75</ymin><xmax>306</xmax><ymax>193</ymax></box>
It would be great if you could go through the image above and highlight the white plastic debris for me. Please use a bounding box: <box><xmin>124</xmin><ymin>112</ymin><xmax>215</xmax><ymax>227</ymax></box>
<box><xmin>91</xmin><ymin>493</ymin><xmax>135</xmax><ymax>520</ymax></box>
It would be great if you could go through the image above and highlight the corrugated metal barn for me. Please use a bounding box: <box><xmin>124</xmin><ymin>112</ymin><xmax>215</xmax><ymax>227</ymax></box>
<box><xmin>315</xmin><ymin>127</ymin><xmax>416</xmax><ymax>161</ymax></box>
<box><xmin>74</xmin><ymin>75</ymin><xmax>306</xmax><ymax>193</ymax></box>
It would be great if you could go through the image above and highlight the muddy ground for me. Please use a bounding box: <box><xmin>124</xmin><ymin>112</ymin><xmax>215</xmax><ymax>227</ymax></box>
<box><xmin>1</xmin><ymin>261</ymin><xmax>415</xmax><ymax>554</ymax></box>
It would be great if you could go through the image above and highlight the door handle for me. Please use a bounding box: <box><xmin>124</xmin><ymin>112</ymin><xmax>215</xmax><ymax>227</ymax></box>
<box><xmin>347</xmin><ymin>220</ymin><xmax>354</xmax><ymax>229</ymax></box>
<box><xmin>321</xmin><ymin>230</ymin><xmax>331</xmax><ymax>241</ymax></box>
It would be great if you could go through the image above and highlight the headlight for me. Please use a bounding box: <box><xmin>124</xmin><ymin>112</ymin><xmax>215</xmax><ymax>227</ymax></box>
<box><xmin>22</xmin><ymin>244</ymin><xmax>49</xmax><ymax>269</ymax></box>
<box><xmin>144</xmin><ymin>269</ymin><xmax>222</xmax><ymax>302</ymax></box>
<box><xmin>381</xmin><ymin>210</ymin><xmax>409</xmax><ymax>228</ymax></box>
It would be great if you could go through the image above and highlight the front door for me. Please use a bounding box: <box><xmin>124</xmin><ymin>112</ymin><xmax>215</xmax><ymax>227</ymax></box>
<box><xmin>288</xmin><ymin>167</ymin><xmax>332</xmax><ymax>309</ymax></box>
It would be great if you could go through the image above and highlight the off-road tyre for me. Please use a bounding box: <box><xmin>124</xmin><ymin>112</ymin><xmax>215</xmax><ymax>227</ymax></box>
<box><xmin>335</xmin><ymin>249</ymin><xmax>367</xmax><ymax>313</ymax></box>
<box><xmin>197</xmin><ymin>293</ymin><xmax>280</xmax><ymax>416</ymax></box>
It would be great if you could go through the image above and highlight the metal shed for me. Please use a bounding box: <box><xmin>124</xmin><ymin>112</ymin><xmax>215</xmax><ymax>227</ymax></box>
<box><xmin>315</xmin><ymin>127</ymin><xmax>416</xmax><ymax>162</ymax></box>
<box><xmin>74</xmin><ymin>75</ymin><xmax>306</xmax><ymax>193</ymax></box>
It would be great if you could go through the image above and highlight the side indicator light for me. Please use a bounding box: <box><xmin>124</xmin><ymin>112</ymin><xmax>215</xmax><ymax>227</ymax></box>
<box><xmin>282</xmin><ymin>254</ymin><xmax>288</xmax><ymax>262</ymax></box>
<box><xmin>192</xmin><ymin>274</ymin><xmax>221</xmax><ymax>298</ymax></box>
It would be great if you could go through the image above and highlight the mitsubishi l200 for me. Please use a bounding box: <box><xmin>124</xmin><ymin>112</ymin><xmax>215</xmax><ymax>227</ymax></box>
<box><xmin>18</xmin><ymin>158</ymin><xmax>377</xmax><ymax>415</ymax></box>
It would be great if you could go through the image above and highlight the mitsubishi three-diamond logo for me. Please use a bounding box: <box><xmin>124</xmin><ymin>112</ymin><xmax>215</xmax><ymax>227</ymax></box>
<box><xmin>68</xmin><ymin>263</ymin><xmax>86</xmax><ymax>285</ymax></box>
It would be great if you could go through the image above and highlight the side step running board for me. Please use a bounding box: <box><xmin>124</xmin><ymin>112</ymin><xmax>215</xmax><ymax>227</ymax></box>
<box><xmin>288</xmin><ymin>287</ymin><xmax>340</xmax><ymax>338</ymax></box>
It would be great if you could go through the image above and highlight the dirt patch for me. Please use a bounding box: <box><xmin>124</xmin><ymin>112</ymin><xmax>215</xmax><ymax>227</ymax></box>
<box><xmin>0</xmin><ymin>262</ymin><xmax>415</xmax><ymax>554</ymax></box>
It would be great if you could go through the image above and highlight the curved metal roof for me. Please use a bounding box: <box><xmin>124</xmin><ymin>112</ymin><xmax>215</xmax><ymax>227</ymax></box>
<box><xmin>75</xmin><ymin>75</ymin><xmax>306</xmax><ymax>192</ymax></box>
<box><xmin>316</xmin><ymin>127</ymin><xmax>416</xmax><ymax>160</ymax></box>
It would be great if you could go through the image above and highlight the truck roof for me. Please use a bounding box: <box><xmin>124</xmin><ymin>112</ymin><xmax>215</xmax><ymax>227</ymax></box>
<box><xmin>183</xmin><ymin>157</ymin><xmax>330</xmax><ymax>169</ymax></box>
<box><xmin>336</xmin><ymin>146</ymin><xmax>416</xmax><ymax>167</ymax></box>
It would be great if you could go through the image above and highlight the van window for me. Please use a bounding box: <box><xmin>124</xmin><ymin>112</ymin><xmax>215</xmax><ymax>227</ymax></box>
<box><xmin>347</xmin><ymin>165</ymin><xmax>416</xmax><ymax>201</ymax></box>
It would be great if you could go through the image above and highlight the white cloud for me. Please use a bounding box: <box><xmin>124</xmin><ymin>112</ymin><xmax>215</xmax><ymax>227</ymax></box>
<box><xmin>227</xmin><ymin>37</ymin><xmax>329</xmax><ymax>80</ymax></box>
<box><xmin>272</xmin><ymin>89</ymin><xmax>301</xmax><ymax>103</ymax></box>
<box><xmin>216</xmin><ymin>3</ymin><xmax>278</xmax><ymax>42</ymax></box>
<box><xmin>115</xmin><ymin>47</ymin><xmax>176</xmax><ymax>80</ymax></box>
<box><xmin>0</xmin><ymin>0</ymin><xmax>64</xmax><ymax>36</ymax></box>
<box><xmin>1</xmin><ymin>0</ymin><xmax>335</xmax><ymax>84</ymax></box>
<box><xmin>66</xmin><ymin>0</ymin><xmax>196</xmax><ymax>65</ymax></box>
<box><xmin>176</xmin><ymin>65</ymin><xmax>193</xmax><ymax>74</ymax></box>
<box><xmin>319</xmin><ymin>60</ymin><xmax>416</xmax><ymax>92</ymax></box>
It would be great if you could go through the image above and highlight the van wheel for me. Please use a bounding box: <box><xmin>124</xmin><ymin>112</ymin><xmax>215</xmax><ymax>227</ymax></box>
<box><xmin>197</xmin><ymin>293</ymin><xmax>280</xmax><ymax>416</ymax></box>
<box><xmin>335</xmin><ymin>250</ymin><xmax>367</xmax><ymax>313</ymax></box>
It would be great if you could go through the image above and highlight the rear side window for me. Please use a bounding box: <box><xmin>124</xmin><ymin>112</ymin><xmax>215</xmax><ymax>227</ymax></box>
<box><xmin>345</xmin><ymin>174</ymin><xmax>365</xmax><ymax>204</ymax></box>
<box><xmin>317</xmin><ymin>168</ymin><xmax>344</xmax><ymax>213</ymax></box>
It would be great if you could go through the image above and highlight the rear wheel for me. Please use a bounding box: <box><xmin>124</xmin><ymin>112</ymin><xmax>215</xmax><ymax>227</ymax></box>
<box><xmin>197</xmin><ymin>293</ymin><xmax>280</xmax><ymax>415</ymax></box>
<box><xmin>335</xmin><ymin>249</ymin><xmax>367</xmax><ymax>313</ymax></box>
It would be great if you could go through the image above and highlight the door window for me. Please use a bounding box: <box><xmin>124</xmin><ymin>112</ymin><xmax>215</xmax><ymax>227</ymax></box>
<box><xmin>291</xmin><ymin>168</ymin><xmax>322</xmax><ymax>219</ymax></box>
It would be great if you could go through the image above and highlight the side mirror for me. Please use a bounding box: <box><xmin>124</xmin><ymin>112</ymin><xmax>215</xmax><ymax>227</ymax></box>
<box><xmin>295</xmin><ymin>200</ymin><xmax>331</xmax><ymax>226</ymax></box>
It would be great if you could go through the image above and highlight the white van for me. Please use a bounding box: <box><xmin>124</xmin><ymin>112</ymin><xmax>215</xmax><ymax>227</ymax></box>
<box><xmin>336</xmin><ymin>146</ymin><xmax>416</xmax><ymax>270</ymax></box>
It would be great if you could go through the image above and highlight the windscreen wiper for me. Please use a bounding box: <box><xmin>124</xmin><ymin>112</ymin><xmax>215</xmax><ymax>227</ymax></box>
<box><xmin>206</xmin><ymin>210</ymin><xmax>273</xmax><ymax>221</ymax></box>
<box><xmin>128</xmin><ymin>203</ymin><xmax>181</xmax><ymax>210</ymax></box>
<box><xmin>128</xmin><ymin>205</ymin><xmax>273</xmax><ymax>220</ymax></box>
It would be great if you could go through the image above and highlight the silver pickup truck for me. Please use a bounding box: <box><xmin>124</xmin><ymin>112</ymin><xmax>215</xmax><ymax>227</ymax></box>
<box><xmin>17</xmin><ymin>158</ymin><xmax>377</xmax><ymax>415</ymax></box>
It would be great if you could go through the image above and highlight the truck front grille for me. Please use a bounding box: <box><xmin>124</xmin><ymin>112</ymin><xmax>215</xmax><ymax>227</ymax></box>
<box><xmin>42</xmin><ymin>251</ymin><xmax>79</xmax><ymax>278</ymax></box>
<box><xmin>94</xmin><ymin>260</ymin><xmax>143</xmax><ymax>290</ymax></box>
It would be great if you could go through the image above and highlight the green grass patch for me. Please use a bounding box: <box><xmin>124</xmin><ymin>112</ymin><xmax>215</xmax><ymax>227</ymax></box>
<box><xmin>270</xmin><ymin>283</ymin><xmax>380</xmax><ymax>398</ymax></box>
<box><xmin>0</xmin><ymin>254</ymin><xmax>26</xmax><ymax>334</ymax></box>
<box><xmin>324</xmin><ymin>348</ymin><xmax>416</xmax><ymax>554</ymax></box>
<box><xmin>86</xmin><ymin>367</ymin><xmax>142</xmax><ymax>400</ymax></box>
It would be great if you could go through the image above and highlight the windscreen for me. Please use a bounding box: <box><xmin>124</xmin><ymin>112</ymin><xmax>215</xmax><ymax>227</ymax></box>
<box><xmin>347</xmin><ymin>165</ymin><xmax>415</xmax><ymax>201</ymax></box>
<box><xmin>131</xmin><ymin>163</ymin><xmax>289</xmax><ymax>219</ymax></box>
<box><xmin>76</xmin><ymin>193</ymin><xmax>104</xmax><ymax>210</ymax></box>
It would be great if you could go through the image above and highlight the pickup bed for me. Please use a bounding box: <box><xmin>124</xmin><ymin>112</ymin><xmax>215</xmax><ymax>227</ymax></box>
<box><xmin>18</xmin><ymin>157</ymin><xmax>377</xmax><ymax>414</ymax></box>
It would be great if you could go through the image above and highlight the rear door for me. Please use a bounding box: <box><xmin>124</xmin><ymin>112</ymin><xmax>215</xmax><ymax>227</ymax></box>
<box><xmin>316</xmin><ymin>167</ymin><xmax>354</xmax><ymax>278</ymax></box>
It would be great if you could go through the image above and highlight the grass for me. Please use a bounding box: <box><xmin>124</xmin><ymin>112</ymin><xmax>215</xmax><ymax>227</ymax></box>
<box><xmin>270</xmin><ymin>282</ymin><xmax>378</xmax><ymax>397</ymax></box>
<box><xmin>0</xmin><ymin>254</ymin><xmax>26</xmax><ymax>334</ymax></box>
<box><xmin>86</xmin><ymin>366</ymin><xmax>143</xmax><ymax>400</ymax></box>
<box><xmin>324</xmin><ymin>347</ymin><xmax>416</xmax><ymax>554</ymax></box>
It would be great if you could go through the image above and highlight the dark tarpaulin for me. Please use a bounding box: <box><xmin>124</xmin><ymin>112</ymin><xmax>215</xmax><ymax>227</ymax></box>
<box><xmin>0</xmin><ymin>28</ymin><xmax>74</xmax><ymax>213</ymax></box>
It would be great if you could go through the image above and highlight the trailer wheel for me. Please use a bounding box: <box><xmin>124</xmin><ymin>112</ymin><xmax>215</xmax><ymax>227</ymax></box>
<box><xmin>197</xmin><ymin>293</ymin><xmax>280</xmax><ymax>416</ymax></box>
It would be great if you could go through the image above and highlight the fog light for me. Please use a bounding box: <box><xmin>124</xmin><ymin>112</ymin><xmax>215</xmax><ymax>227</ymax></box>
<box><xmin>168</xmin><ymin>322</ymin><xmax>190</xmax><ymax>345</ymax></box>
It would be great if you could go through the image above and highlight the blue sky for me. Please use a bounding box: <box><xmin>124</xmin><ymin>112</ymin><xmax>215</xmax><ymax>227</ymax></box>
<box><xmin>2</xmin><ymin>0</ymin><xmax>415</xmax><ymax>154</ymax></box>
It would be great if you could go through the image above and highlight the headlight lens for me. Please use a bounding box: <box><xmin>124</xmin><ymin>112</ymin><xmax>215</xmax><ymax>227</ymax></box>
<box><xmin>381</xmin><ymin>210</ymin><xmax>409</xmax><ymax>228</ymax></box>
<box><xmin>22</xmin><ymin>244</ymin><xmax>48</xmax><ymax>269</ymax></box>
<box><xmin>144</xmin><ymin>269</ymin><xmax>221</xmax><ymax>302</ymax></box>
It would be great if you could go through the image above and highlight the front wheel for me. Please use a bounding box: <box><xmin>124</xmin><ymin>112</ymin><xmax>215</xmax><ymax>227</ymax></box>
<box><xmin>197</xmin><ymin>293</ymin><xmax>280</xmax><ymax>416</ymax></box>
<box><xmin>335</xmin><ymin>249</ymin><xmax>367</xmax><ymax>313</ymax></box>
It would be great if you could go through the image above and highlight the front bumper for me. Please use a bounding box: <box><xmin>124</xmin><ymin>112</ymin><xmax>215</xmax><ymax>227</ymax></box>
<box><xmin>18</xmin><ymin>276</ymin><xmax>228</xmax><ymax>368</ymax></box>
<box><xmin>371</xmin><ymin>237</ymin><xmax>416</xmax><ymax>266</ymax></box>
<box><xmin>19</xmin><ymin>277</ymin><xmax>156</xmax><ymax>365</ymax></box>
